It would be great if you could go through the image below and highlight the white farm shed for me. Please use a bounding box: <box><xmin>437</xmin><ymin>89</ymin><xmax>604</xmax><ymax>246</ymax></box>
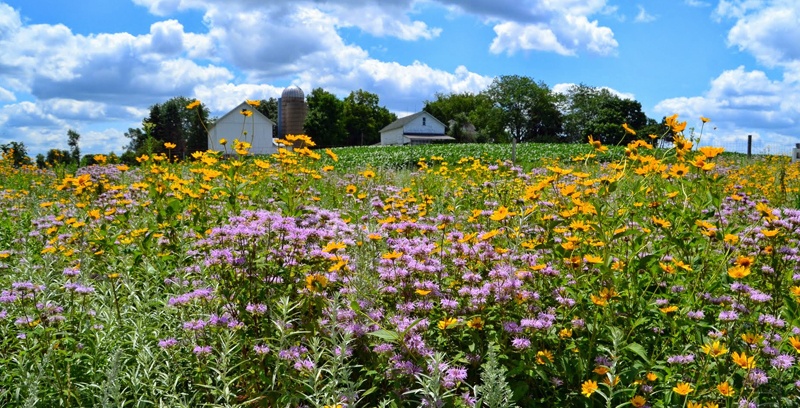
<box><xmin>379</xmin><ymin>111</ymin><xmax>453</xmax><ymax>145</ymax></box>
<box><xmin>209</xmin><ymin>102</ymin><xmax>276</xmax><ymax>154</ymax></box>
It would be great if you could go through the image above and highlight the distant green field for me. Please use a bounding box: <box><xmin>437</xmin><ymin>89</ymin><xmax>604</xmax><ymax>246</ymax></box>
<box><xmin>329</xmin><ymin>142</ymin><xmax>624</xmax><ymax>170</ymax></box>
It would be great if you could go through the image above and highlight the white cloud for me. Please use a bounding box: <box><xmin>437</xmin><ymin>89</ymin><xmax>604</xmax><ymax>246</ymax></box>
<box><xmin>634</xmin><ymin>5</ymin><xmax>656</xmax><ymax>23</ymax></box>
<box><xmin>552</xmin><ymin>82</ymin><xmax>636</xmax><ymax>101</ymax></box>
<box><xmin>0</xmin><ymin>86</ymin><xmax>14</xmax><ymax>102</ymax></box>
<box><xmin>655</xmin><ymin>66</ymin><xmax>800</xmax><ymax>153</ymax></box>
<box><xmin>726</xmin><ymin>3</ymin><xmax>800</xmax><ymax>67</ymax></box>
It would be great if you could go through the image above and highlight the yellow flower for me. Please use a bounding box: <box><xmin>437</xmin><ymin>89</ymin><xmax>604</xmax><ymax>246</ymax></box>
<box><xmin>246</xmin><ymin>99</ymin><xmax>261</xmax><ymax>107</ymax></box>
<box><xmin>415</xmin><ymin>289</ymin><xmax>431</xmax><ymax>296</ymax></box>
<box><xmin>699</xmin><ymin>146</ymin><xmax>724</xmax><ymax>158</ymax></box>
<box><xmin>489</xmin><ymin>206</ymin><xmax>514</xmax><ymax>221</ymax></box>
<box><xmin>305</xmin><ymin>274</ymin><xmax>328</xmax><ymax>292</ymax></box>
<box><xmin>360</xmin><ymin>169</ymin><xmax>376</xmax><ymax>179</ymax></box>
<box><xmin>593</xmin><ymin>366</ymin><xmax>609</xmax><ymax>375</ymax></box>
<box><xmin>687</xmin><ymin>402</ymin><xmax>702</xmax><ymax>408</ymax></box>
<box><xmin>762</xmin><ymin>229</ymin><xmax>779</xmax><ymax>238</ymax></box>
<box><xmin>345</xmin><ymin>185</ymin><xmax>357</xmax><ymax>194</ymax></box>
<box><xmin>659</xmin><ymin>305</ymin><xmax>678</xmax><ymax>314</ymax></box>
<box><xmin>717</xmin><ymin>381</ymin><xmax>735</xmax><ymax>397</ymax></box>
<box><xmin>321</xmin><ymin>241</ymin><xmax>346</xmax><ymax>253</ymax></box>
<box><xmin>382</xmin><ymin>251</ymin><xmax>403</xmax><ymax>260</ymax></box>
<box><xmin>107</xmin><ymin>273</ymin><xmax>120</xmax><ymax>279</ymax></box>
<box><xmin>651</xmin><ymin>216</ymin><xmax>672</xmax><ymax>229</ymax></box>
<box><xmin>741</xmin><ymin>332</ymin><xmax>763</xmax><ymax>345</ymax></box>
<box><xmin>467</xmin><ymin>316</ymin><xmax>484</xmax><ymax>330</ymax></box>
<box><xmin>219</xmin><ymin>138</ymin><xmax>227</xmax><ymax>146</ymax></box>
<box><xmin>536</xmin><ymin>349</ymin><xmax>554</xmax><ymax>364</ymax></box>
<box><xmin>438</xmin><ymin>317</ymin><xmax>458</xmax><ymax>330</ymax></box>
<box><xmin>700</xmin><ymin>116</ymin><xmax>711</xmax><ymax>123</ymax></box>
<box><xmin>727</xmin><ymin>265</ymin><xmax>751</xmax><ymax>279</ymax></box>
<box><xmin>581</xmin><ymin>380</ymin><xmax>598</xmax><ymax>397</ymax></box>
<box><xmin>164</xmin><ymin>142</ymin><xmax>176</xmax><ymax>149</ymax></box>
<box><xmin>646</xmin><ymin>372</ymin><xmax>658</xmax><ymax>382</ymax></box>
<box><xmin>559</xmin><ymin>328</ymin><xmax>573</xmax><ymax>338</ymax></box>
<box><xmin>701</xmin><ymin>340</ymin><xmax>728</xmax><ymax>357</ymax></box>
<box><xmin>668</xmin><ymin>163</ymin><xmax>690</xmax><ymax>178</ymax></box>
<box><xmin>731</xmin><ymin>351</ymin><xmax>755</xmax><ymax>370</ymax></box>
<box><xmin>584</xmin><ymin>254</ymin><xmax>603</xmax><ymax>264</ymax></box>
<box><xmin>186</xmin><ymin>100</ymin><xmax>201</xmax><ymax>109</ymax></box>
<box><xmin>590</xmin><ymin>294</ymin><xmax>607</xmax><ymax>307</ymax></box>
<box><xmin>622</xmin><ymin>123</ymin><xmax>636</xmax><ymax>135</ymax></box>
<box><xmin>788</xmin><ymin>336</ymin><xmax>800</xmax><ymax>353</ymax></box>
<box><xmin>673</xmin><ymin>382</ymin><xmax>694</xmax><ymax>396</ymax></box>
<box><xmin>240</xmin><ymin>108</ymin><xmax>253</xmax><ymax>117</ymax></box>
<box><xmin>587</xmin><ymin>135</ymin><xmax>608</xmax><ymax>152</ymax></box>
<box><xmin>325</xmin><ymin>148</ymin><xmax>339</xmax><ymax>162</ymax></box>
<box><xmin>631</xmin><ymin>395</ymin><xmax>647</xmax><ymax>408</ymax></box>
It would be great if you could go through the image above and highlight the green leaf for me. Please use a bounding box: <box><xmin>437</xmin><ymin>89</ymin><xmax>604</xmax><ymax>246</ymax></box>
<box><xmin>624</xmin><ymin>342</ymin><xmax>650</xmax><ymax>364</ymax></box>
<box><xmin>367</xmin><ymin>329</ymin><xmax>400</xmax><ymax>343</ymax></box>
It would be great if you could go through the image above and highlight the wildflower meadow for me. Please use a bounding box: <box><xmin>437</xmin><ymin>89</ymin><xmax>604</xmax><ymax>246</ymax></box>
<box><xmin>2</xmin><ymin>115</ymin><xmax>800</xmax><ymax>408</ymax></box>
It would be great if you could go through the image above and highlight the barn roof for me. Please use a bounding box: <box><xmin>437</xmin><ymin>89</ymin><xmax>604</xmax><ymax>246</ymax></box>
<box><xmin>210</xmin><ymin>101</ymin><xmax>275</xmax><ymax>130</ymax></box>
<box><xmin>379</xmin><ymin>111</ymin><xmax>445</xmax><ymax>133</ymax></box>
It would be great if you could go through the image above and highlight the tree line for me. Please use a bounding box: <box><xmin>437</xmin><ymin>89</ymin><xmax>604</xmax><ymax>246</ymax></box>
<box><xmin>5</xmin><ymin>75</ymin><xmax>665</xmax><ymax>168</ymax></box>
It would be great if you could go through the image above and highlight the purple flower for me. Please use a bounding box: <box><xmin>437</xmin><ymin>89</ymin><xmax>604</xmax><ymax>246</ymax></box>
<box><xmin>719</xmin><ymin>310</ymin><xmax>739</xmax><ymax>321</ymax></box>
<box><xmin>158</xmin><ymin>338</ymin><xmax>178</xmax><ymax>349</ymax></box>
<box><xmin>293</xmin><ymin>358</ymin><xmax>315</xmax><ymax>371</ymax></box>
<box><xmin>686</xmin><ymin>310</ymin><xmax>705</xmax><ymax>319</ymax></box>
<box><xmin>771</xmin><ymin>354</ymin><xmax>795</xmax><ymax>370</ymax></box>
<box><xmin>666</xmin><ymin>354</ymin><xmax>695</xmax><ymax>365</ymax></box>
<box><xmin>193</xmin><ymin>345</ymin><xmax>212</xmax><ymax>355</ymax></box>
<box><xmin>443</xmin><ymin>367</ymin><xmax>468</xmax><ymax>388</ymax></box>
<box><xmin>746</xmin><ymin>368</ymin><xmax>768</xmax><ymax>386</ymax></box>
<box><xmin>511</xmin><ymin>337</ymin><xmax>531</xmax><ymax>350</ymax></box>
<box><xmin>253</xmin><ymin>344</ymin><xmax>270</xmax><ymax>355</ymax></box>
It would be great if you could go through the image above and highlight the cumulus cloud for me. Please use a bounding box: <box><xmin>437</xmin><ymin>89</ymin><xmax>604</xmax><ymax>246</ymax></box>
<box><xmin>655</xmin><ymin>66</ymin><xmax>800</xmax><ymax>153</ymax></box>
<box><xmin>634</xmin><ymin>5</ymin><xmax>656</xmax><ymax>23</ymax></box>
<box><xmin>726</xmin><ymin>3</ymin><xmax>800</xmax><ymax>68</ymax></box>
<box><xmin>440</xmin><ymin>0</ymin><xmax>617</xmax><ymax>56</ymax></box>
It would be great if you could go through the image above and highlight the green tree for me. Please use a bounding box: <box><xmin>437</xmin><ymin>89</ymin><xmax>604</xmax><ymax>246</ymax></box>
<box><xmin>342</xmin><ymin>90</ymin><xmax>396</xmax><ymax>146</ymax></box>
<box><xmin>251</xmin><ymin>98</ymin><xmax>278</xmax><ymax>139</ymax></box>
<box><xmin>0</xmin><ymin>141</ymin><xmax>32</xmax><ymax>167</ymax></box>
<box><xmin>484</xmin><ymin>75</ymin><xmax>562</xmax><ymax>161</ymax></box>
<box><xmin>304</xmin><ymin>88</ymin><xmax>347</xmax><ymax>147</ymax></box>
<box><xmin>67</xmin><ymin>129</ymin><xmax>80</xmax><ymax>164</ymax></box>
<box><xmin>45</xmin><ymin>149</ymin><xmax>71</xmax><ymax>166</ymax></box>
<box><xmin>135</xmin><ymin>96</ymin><xmax>211</xmax><ymax>158</ymax></box>
<box><xmin>186</xmin><ymin>103</ymin><xmax>210</xmax><ymax>155</ymax></box>
<box><xmin>560</xmin><ymin>84</ymin><xmax>650</xmax><ymax>145</ymax></box>
<box><xmin>424</xmin><ymin>92</ymin><xmax>499</xmax><ymax>143</ymax></box>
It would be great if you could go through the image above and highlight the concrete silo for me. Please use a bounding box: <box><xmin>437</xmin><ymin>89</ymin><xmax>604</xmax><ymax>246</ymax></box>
<box><xmin>278</xmin><ymin>85</ymin><xmax>308</xmax><ymax>141</ymax></box>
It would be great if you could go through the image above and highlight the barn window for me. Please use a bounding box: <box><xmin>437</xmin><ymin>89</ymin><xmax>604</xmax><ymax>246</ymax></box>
<box><xmin>422</xmin><ymin>117</ymin><xmax>427</xmax><ymax>126</ymax></box>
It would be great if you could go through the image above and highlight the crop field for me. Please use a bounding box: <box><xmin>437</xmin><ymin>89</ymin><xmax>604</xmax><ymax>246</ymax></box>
<box><xmin>1</xmin><ymin>130</ymin><xmax>800</xmax><ymax>407</ymax></box>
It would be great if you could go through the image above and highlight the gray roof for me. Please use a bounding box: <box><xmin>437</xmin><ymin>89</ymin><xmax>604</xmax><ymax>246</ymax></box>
<box><xmin>209</xmin><ymin>101</ymin><xmax>275</xmax><ymax>130</ymax></box>
<box><xmin>281</xmin><ymin>85</ymin><xmax>304</xmax><ymax>99</ymax></box>
<box><xmin>380</xmin><ymin>111</ymin><xmax>445</xmax><ymax>133</ymax></box>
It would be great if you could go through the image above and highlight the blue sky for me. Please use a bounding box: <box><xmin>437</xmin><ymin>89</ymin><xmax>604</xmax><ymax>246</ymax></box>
<box><xmin>1</xmin><ymin>0</ymin><xmax>799</xmax><ymax>157</ymax></box>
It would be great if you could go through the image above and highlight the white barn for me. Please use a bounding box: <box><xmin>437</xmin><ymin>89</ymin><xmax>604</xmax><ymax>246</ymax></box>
<box><xmin>209</xmin><ymin>102</ymin><xmax>276</xmax><ymax>154</ymax></box>
<box><xmin>379</xmin><ymin>111</ymin><xmax>453</xmax><ymax>145</ymax></box>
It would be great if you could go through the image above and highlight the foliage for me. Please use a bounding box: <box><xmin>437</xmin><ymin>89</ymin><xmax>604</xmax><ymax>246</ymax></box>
<box><xmin>305</xmin><ymin>87</ymin><xmax>348</xmax><ymax>147</ymax></box>
<box><xmin>484</xmin><ymin>75</ymin><xmax>563</xmax><ymax>144</ymax></box>
<box><xmin>67</xmin><ymin>129</ymin><xmax>81</xmax><ymax>164</ymax></box>
<box><xmin>343</xmin><ymin>89</ymin><xmax>396</xmax><ymax>146</ymax></box>
<box><xmin>559</xmin><ymin>84</ymin><xmax>650</xmax><ymax>145</ymax></box>
<box><xmin>0</xmin><ymin>141</ymin><xmax>32</xmax><ymax>167</ymax></box>
<box><xmin>127</xmin><ymin>97</ymin><xmax>211</xmax><ymax>158</ymax></box>
<box><xmin>3</xmin><ymin>115</ymin><xmax>800</xmax><ymax>407</ymax></box>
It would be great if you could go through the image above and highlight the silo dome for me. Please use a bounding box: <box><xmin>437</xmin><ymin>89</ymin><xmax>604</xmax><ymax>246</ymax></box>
<box><xmin>281</xmin><ymin>85</ymin><xmax>305</xmax><ymax>100</ymax></box>
<box><xmin>279</xmin><ymin>85</ymin><xmax>308</xmax><ymax>141</ymax></box>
